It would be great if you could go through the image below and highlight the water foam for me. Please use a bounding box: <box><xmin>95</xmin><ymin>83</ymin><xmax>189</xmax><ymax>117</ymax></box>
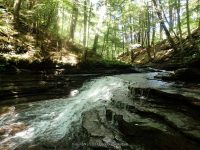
<box><xmin>0</xmin><ymin>76</ymin><xmax>125</xmax><ymax>149</ymax></box>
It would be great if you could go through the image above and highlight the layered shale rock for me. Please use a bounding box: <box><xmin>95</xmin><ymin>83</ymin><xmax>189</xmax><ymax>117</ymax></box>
<box><xmin>80</xmin><ymin>84</ymin><xmax>200</xmax><ymax>150</ymax></box>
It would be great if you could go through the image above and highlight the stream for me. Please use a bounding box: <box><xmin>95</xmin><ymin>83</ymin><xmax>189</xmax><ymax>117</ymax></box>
<box><xmin>0</xmin><ymin>72</ymin><xmax>200</xmax><ymax>150</ymax></box>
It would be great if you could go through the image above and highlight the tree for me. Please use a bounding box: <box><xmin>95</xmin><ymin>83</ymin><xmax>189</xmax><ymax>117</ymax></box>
<box><xmin>70</xmin><ymin>0</ymin><xmax>78</xmax><ymax>41</ymax></box>
<box><xmin>176</xmin><ymin>0</ymin><xmax>184</xmax><ymax>53</ymax></box>
<box><xmin>13</xmin><ymin>0</ymin><xmax>22</xmax><ymax>25</ymax></box>
<box><xmin>92</xmin><ymin>2</ymin><xmax>107</xmax><ymax>52</ymax></box>
<box><xmin>146</xmin><ymin>3</ymin><xmax>152</xmax><ymax>60</ymax></box>
<box><xmin>129</xmin><ymin>16</ymin><xmax>133</xmax><ymax>44</ymax></box>
<box><xmin>151</xmin><ymin>12</ymin><xmax>156</xmax><ymax>58</ymax></box>
<box><xmin>83</xmin><ymin>0</ymin><xmax>88</xmax><ymax>47</ymax></box>
<box><xmin>186</xmin><ymin>0</ymin><xmax>192</xmax><ymax>40</ymax></box>
<box><xmin>168</xmin><ymin>0</ymin><xmax>174</xmax><ymax>32</ymax></box>
<box><xmin>152</xmin><ymin>0</ymin><xmax>177</xmax><ymax>51</ymax></box>
<box><xmin>87</xmin><ymin>2</ymin><xmax>92</xmax><ymax>47</ymax></box>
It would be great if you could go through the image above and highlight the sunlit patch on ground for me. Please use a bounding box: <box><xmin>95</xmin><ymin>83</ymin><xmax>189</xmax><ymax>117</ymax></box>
<box><xmin>0</xmin><ymin>12</ymin><xmax>80</xmax><ymax>67</ymax></box>
<box><xmin>57</xmin><ymin>53</ymin><xmax>78</xmax><ymax>66</ymax></box>
<box><xmin>117</xmin><ymin>47</ymin><xmax>175</xmax><ymax>65</ymax></box>
<box><xmin>2</xmin><ymin>50</ymin><xmax>36</xmax><ymax>60</ymax></box>
<box><xmin>155</xmin><ymin>49</ymin><xmax>174</xmax><ymax>61</ymax></box>
<box><xmin>51</xmin><ymin>49</ymin><xmax>79</xmax><ymax>66</ymax></box>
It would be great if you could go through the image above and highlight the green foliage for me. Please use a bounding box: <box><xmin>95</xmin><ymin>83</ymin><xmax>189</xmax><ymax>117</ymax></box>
<box><xmin>1</xmin><ymin>0</ymin><xmax>199</xmax><ymax>66</ymax></box>
<box><xmin>32</xmin><ymin>0</ymin><xmax>59</xmax><ymax>35</ymax></box>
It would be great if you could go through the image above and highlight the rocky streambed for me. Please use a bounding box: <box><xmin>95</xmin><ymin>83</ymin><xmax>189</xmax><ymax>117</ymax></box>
<box><xmin>77</xmin><ymin>73</ymin><xmax>200</xmax><ymax>150</ymax></box>
<box><xmin>0</xmin><ymin>72</ymin><xmax>200</xmax><ymax>150</ymax></box>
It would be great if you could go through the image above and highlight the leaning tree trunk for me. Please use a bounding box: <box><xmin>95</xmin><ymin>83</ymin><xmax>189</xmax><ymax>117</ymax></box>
<box><xmin>152</xmin><ymin>0</ymin><xmax>177</xmax><ymax>51</ymax></box>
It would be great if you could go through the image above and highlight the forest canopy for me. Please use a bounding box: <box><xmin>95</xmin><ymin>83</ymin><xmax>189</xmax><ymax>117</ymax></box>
<box><xmin>0</xmin><ymin>0</ymin><xmax>200</xmax><ymax>64</ymax></box>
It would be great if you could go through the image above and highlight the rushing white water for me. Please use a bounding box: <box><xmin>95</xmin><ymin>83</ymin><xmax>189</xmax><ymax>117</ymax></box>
<box><xmin>0</xmin><ymin>76</ymin><xmax>126</xmax><ymax>150</ymax></box>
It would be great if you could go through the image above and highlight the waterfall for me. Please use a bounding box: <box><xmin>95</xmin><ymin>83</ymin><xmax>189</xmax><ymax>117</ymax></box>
<box><xmin>0</xmin><ymin>76</ymin><xmax>126</xmax><ymax>150</ymax></box>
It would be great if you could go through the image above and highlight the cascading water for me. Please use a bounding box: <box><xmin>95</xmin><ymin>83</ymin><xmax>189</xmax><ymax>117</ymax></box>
<box><xmin>0</xmin><ymin>76</ymin><xmax>126</xmax><ymax>150</ymax></box>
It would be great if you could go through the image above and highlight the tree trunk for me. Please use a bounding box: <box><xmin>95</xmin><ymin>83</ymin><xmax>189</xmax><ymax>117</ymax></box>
<box><xmin>70</xmin><ymin>1</ymin><xmax>78</xmax><ymax>41</ymax></box>
<box><xmin>152</xmin><ymin>0</ymin><xmax>177</xmax><ymax>51</ymax></box>
<box><xmin>13</xmin><ymin>0</ymin><xmax>22</xmax><ymax>25</ymax></box>
<box><xmin>101</xmin><ymin>25</ymin><xmax>110</xmax><ymax>55</ymax></box>
<box><xmin>83</xmin><ymin>0</ymin><xmax>88</xmax><ymax>61</ymax></box>
<box><xmin>83</xmin><ymin>0</ymin><xmax>87</xmax><ymax>47</ymax></box>
<box><xmin>92</xmin><ymin>1</ymin><xmax>106</xmax><ymax>52</ymax></box>
<box><xmin>169</xmin><ymin>0</ymin><xmax>174</xmax><ymax>32</ymax></box>
<box><xmin>186</xmin><ymin>0</ymin><xmax>192</xmax><ymax>40</ymax></box>
<box><xmin>87</xmin><ymin>2</ymin><xmax>92</xmax><ymax>47</ymax></box>
<box><xmin>114</xmin><ymin>29</ymin><xmax>117</xmax><ymax>58</ymax></box>
<box><xmin>92</xmin><ymin>34</ymin><xmax>99</xmax><ymax>52</ymax></box>
<box><xmin>112</xmin><ymin>43</ymin><xmax>114</xmax><ymax>60</ymax></box>
<box><xmin>159</xmin><ymin>0</ymin><xmax>179</xmax><ymax>40</ymax></box>
<box><xmin>146</xmin><ymin>5</ymin><xmax>150</xmax><ymax>48</ymax></box>
<box><xmin>101</xmin><ymin>34</ymin><xmax>106</xmax><ymax>56</ymax></box>
<box><xmin>129</xmin><ymin>17</ymin><xmax>133</xmax><ymax>44</ymax></box>
<box><xmin>151</xmin><ymin>11</ymin><xmax>156</xmax><ymax>58</ymax></box>
<box><xmin>138</xmin><ymin>32</ymin><xmax>141</xmax><ymax>43</ymax></box>
<box><xmin>160</xmin><ymin>23</ymin><xmax>163</xmax><ymax>40</ymax></box>
<box><xmin>199</xmin><ymin>0</ymin><xmax>200</xmax><ymax>27</ymax></box>
<box><xmin>122</xmin><ymin>25</ymin><xmax>125</xmax><ymax>55</ymax></box>
<box><xmin>176</xmin><ymin>0</ymin><xmax>184</xmax><ymax>53</ymax></box>
<box><xmin>146</xmin><ymin>4</ymin><xmax>152</xmax><ymax>61</ymax></box>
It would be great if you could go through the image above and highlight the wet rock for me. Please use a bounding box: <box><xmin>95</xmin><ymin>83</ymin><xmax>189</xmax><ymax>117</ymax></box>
<box><xmin>162</xmin><ymin>68</ymin><xmax>200</xmax><ymax>82</ymax></box>
<box><xmin>117</xmin><ymin>117</ymin><xmax>200</xmax><ymax>150</ymax></box>
<box><xmin>118</xmin><ymin>117</ymin><xmax>163</xmax><ymax>136</ymax></box>
<box><xmin>106</xmin><ymin>109</ymin><xmax>112</xmax><ymax>121</ymax></box>
<box><xmin>113</xmin><ymin>114</ymin><xmax>123</xmax><ymax>125</ymax></box>
<box><xmin>81</xmin><ymin>109</ymin><xmax>129</xmax><ymax>149</ymax></box>
<box><xmin>0</xmin><ymin>73</ymin><xmax>91</xmax><ymax>104</ymax></box>
<box><xmin>128</xmin><ymin>87</ymin><xmax>200</xmax><ymax>110</ymax></box>
<box><xmin>129</xmin><ymin>88</ymin><xmax>150</xmax><ymax>100</ymax></box>
<box><xmin>0</xmin><ymin>127</ymin><xmax>6</xmax><ymax>136</ymax></box>
<box><xmin>82</xmin><ymin>110</ymin><xmax>114</xmax><ymax>138</ymax></box>
<box><xmin>15</xmin><ymin>144</ymin><xmax>47</xmax><ymax>150</ymax></box>
<box><xmin>128</xmin><ymin>87</ymin><xmax>200</xmax><ymax>142</ymax></box>
<box><xmin>154</xmin><ymin>71</ymin><xmax>174</xmax><ymax>80</ymax></box>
